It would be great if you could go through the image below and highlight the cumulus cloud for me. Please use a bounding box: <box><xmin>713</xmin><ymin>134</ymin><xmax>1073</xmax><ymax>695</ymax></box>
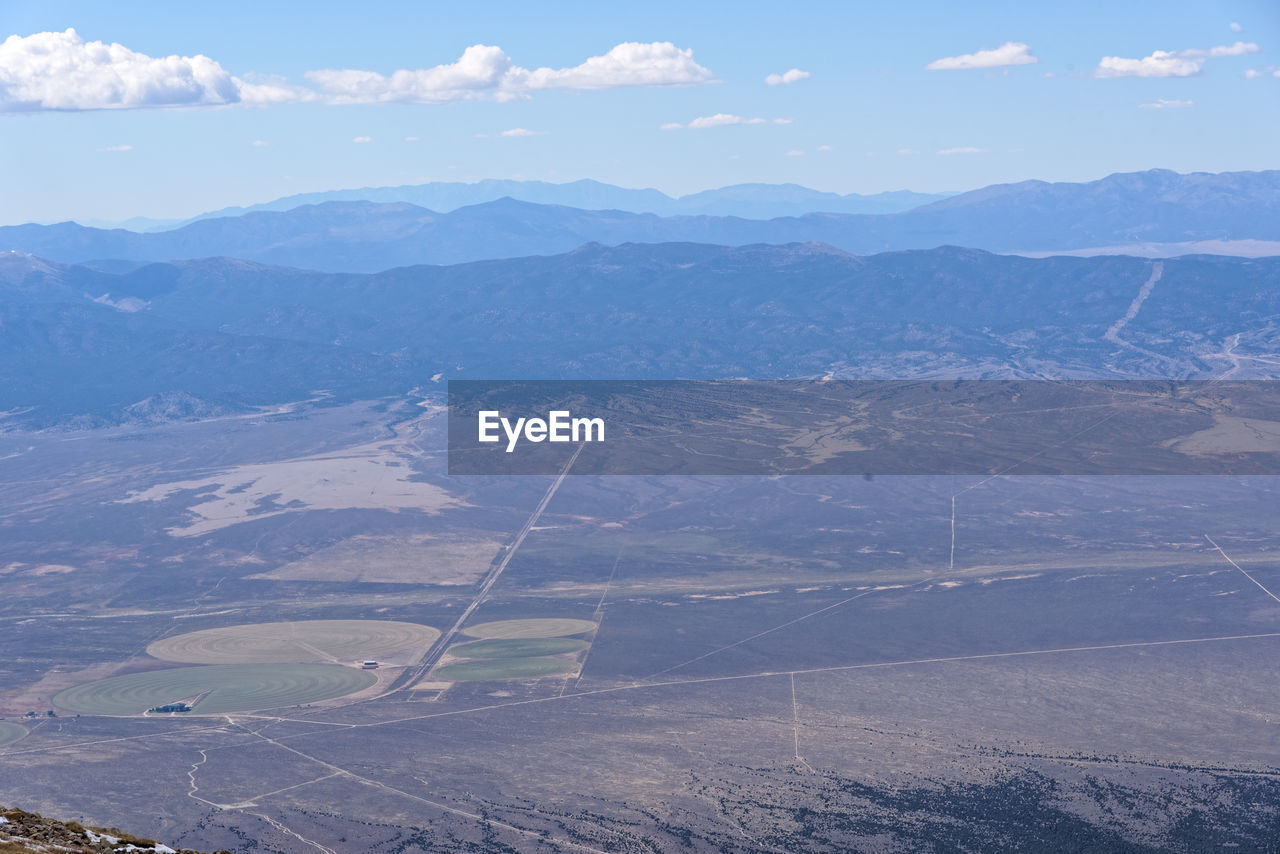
<box><xmin>1095</xmin><ymin>42</ymin><xmax>1259</xmax><ymax>77</ymax></box>
<box><xmin>236</xmin><ymin>75</ymin><xmax>318</xmax><ymax>106</ymax></box>
<box><xmin>926</xmin><ymin>42</ymin><xmax>1037</xmax><ymax>70</ymax></box>
<box><xmin>690</xmin><ymin>113</ymin><xmax>765</xmax><ymax>128</ymax></box>
<box><xmin>1139</xmin><ymin>99</ymin><xmax>1193</xmax><ymax>109</ymax></box>
<box><xmin>1192</xmin><ymin>42</ymin><xmax>1261</xmax><ymax>58</ymax></box>
<box><xmin>353</xmin><ymin>136</ymin><xmax>372</xmax><ymax>143</ymax></box>
<box><xmin>765</xmin><ymin>68</ymin><xmax>810</xmax><ymax>85</ymax></box>
<box><xmin>0</xmin><ymin>31</ymin><xmax>714</xmax><ymax>112</ymax></box>
<box><xmin>938</xmin><ymin>146</ymin><xmax>984</xmax><ymax>155</ymax></box>
<box><xmin>1244</xmin><ymin>69</ymin><xmax>1261</xmax><ymax>79</ymax></box>
<box><xmin>0</xmin><ymin>28</ymin><xmax>241</xmax><ymax>111</ymax></box>
<box><xmin>786</xmin><ymin>149</ymin><xmax>804</xmax><ymax>156</ymax></box>
<box><xmin>306</xmin><ymin>41</ymin><xmax>714</xmax><ymax>104</ymax></box>
<box><xmin>1230</xmin><ymin>22</ymin><xmax>1243</xmax><ymax>33</ymax></box>
<box><xmin>307</xmin><ymin>44</ymin><xmax>514</xmax><ymax>104</ymax></box>
<box><xmin>1096</xmin><ymin>51</ymin><xmax>1200</xmax><ymax>78</ymax></box>
<box><xmin>499</xmin><ymin>127</ymin><xmax>546</xmax><ymax>137</ymax></box>
<box><xmin>664</xmin><ymin>113</ymin><xmax>790</xmax><ymax>130</ymax></box>
<box><xmin>517</xmin><ymin>42</ymin><xmax>714</xmax><ymax>90</ymax></box>
<box><xmin>817</xmin><ymin>144</ymin><xmax>833</xmax><ymax>151</ymax></box>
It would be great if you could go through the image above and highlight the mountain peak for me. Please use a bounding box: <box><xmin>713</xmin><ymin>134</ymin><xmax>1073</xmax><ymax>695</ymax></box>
<box><xmin>0</xmin><ymin>249</ymin><xmax>62</xmax><ymax>280</ymax></box>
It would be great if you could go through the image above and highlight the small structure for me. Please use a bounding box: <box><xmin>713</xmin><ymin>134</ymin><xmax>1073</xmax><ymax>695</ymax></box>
<box><xmin>361</xmin><ymin>660</ymin><xmax>379</xmax><ymax>669</ymax></box>
<box><xmin>148</xmin><ymin>702</ymin><xmax>192</xmax><ymax>714</ymax></box>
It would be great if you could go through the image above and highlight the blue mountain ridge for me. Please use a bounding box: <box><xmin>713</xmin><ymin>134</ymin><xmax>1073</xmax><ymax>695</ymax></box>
<box><xmin>1</xmin><ymin>242</ymin><xmax>1274</xmax><ymax>425</ymax></box>
<box><xmin>2</xmin><ymin>169</ymin><xmax>1275</xmax><ymax>274</ymax></box>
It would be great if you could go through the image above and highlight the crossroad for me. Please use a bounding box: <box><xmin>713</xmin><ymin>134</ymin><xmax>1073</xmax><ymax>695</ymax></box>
<box><xmin>394</xmin><ymin>443</ymin><xmax>584</xmax><ymax>691</ymax></box>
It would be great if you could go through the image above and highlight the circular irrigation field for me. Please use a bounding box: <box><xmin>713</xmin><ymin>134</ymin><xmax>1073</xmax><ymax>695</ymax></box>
<box><xmin>0</xmin><ymin>721</ymin><xmax>27</xmax><ymax>747</ymax></box>
<box><xmin>52</xmin><ymin>663</ymin><xmax>376</xmax><ymax>717</ymax></box>
<box><xmin>461</xmin><ymin>618</ymin><xmax>596</xmax><ymax>640</ymax></box>
<box><xmin>435</xmin><ymin>657</ymin><xmax>578</xmax><ymax>682</ymax></box>
<box><xmin>441</xmin><ymin>618</ymin><xmax>593</xmax><ymax>681</ymax></box>
<box><xmin>147</xmin><ymin>619</ymin><xmax>440</xmax><ymax>665</ymax></box>
<box><xmin>450</xmin><ymin>637</ymin><xmax>588</xmax><ymax>659</ymax></box>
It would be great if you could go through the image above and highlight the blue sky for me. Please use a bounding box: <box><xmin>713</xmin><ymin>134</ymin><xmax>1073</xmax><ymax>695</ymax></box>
<box><xmin>1</xmin><ymin>0</ymin><xmax>1276</xmax><ymax>224</ymax></box>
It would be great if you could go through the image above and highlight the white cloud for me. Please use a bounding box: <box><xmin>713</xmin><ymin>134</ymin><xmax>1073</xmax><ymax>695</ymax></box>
<box><xmin>0</xmin><ymin>29</ymin><xmax>318</xmax><ymax>111</ymax></box>
<box><xmin>1193</xmin><ymin>41</ymin><xmax>1260</xmax><ymax>58</ymax></box>
<box><xmin>0</xmin><ymin>28</ymin><xmax>240</xmax><ymax>111</ymax></box>
<box><xmin>1095</xmin><ymin>42</ymin><xmax>1259</xmax><ymax>77</ymax></box>
<box><xmin>1139</xmin><ymin>98</ymin><xmax>1193</xmax><ymax>109</ymax></box>
<box><xmin>0</xmin><ymin>32</ymin><xmax>714</xmax><ymax>112</ymax></box>
<box><xmin>897</xmin><ymin>148</ymin><xmax>919</xmax><ymax>156</ymax></box>
<box><xmin>664</xmin><ymin>112</ymin><xmax>789</xmax><ymax>129</ymax></box>
<box><xmin>1230</xmin><ymin>22</ymin><xmax>1244</xmax><ymax>33</ymax></box>
<box><xmin>690</xmin><ymin>113</ymin><xmax>765</xmax><ymax>128</ymax></box>
<box><xmin>236</xmin><ymin>76</ymin><xmax>317</xmax><ymax>106</ymax></box>
<box><xmin>786</xmin><ymin>149</ymin><xmax>804</xmax><ymax>156</ymax></box>
<box><xmin>251</xmin><ymin>139</ymin><xmax>268</xmax><ymax>147</ymax></box>
<box><xmin>926</xmin><ymin>42</ymin><xmax>1037</xmax><ymax>70</ymax></box>
<box><xmin>404</xmin><ymin>135</ymin><xmax>420</xmax><ymax>142</ymax></box>
<box><xmin>307</xmin><ymin>41</ymin><xmax>714</xmax><ymax>105</ymax></box>
<box><xmin>817</xmin><ymin>144</ymin><xmax>833</xmax><ymax>151</ymax></box>
<box><xmin>307</xmin><ymin>45</ymin><xmax>512</xmax><ymax>104</ymax></box>
<box><xmin>499</xmin><ymin>127</ymin><xmax>546</xmax><ymax>137</ymax></box>
<box><xmin>353</xmin><ymin>135</ymin><xmax>372</xmax><ymax>143</ymax></box>
<box><xmin>516</xmin><ymin>42</ymin><xmax>714</xmax><ymax>90</ymax></box>
<box><xmin>938</xmin><ymin>146</ymin><xmax>984</xmax><ymax>155</ymax></box>
<box><xmin>98</xmin><ymin>144</ymin><xmax>133</xmax><ymax>152</ymax></box>
<box><xmin>1095</xmin><ymin>51</ymin><xmax>1200</xmax><ymax>78</ymax></box>
<box><xmin>1245</xmin><ymin>69</ymin><xmax>1261</xmax><ymax>79</ymax></box>
<box><xmin>765</xmin><ymin>68</ymin><xmax>810</xmax><ymax>85</ymax></box>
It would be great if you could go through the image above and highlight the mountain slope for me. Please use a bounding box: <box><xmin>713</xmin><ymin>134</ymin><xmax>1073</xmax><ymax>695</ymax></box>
<box><xmin>906</xmin><ymin>168</ymin><xmax>1280</xmax><ymax>248</ymax></box>
<box><xmin>0</xmin><ymin>805</ymin><xmax>212</xmax><ymax>853</ymax></box>
<box><xmin>3</xmin><ymin>243</ymin><xmax>1276</xmax><ymax>425</ymax></box>
<box><xmin>3</xmin><ymin>170</ymin><xmax>1276</xmax><ymax>273</ymax></box>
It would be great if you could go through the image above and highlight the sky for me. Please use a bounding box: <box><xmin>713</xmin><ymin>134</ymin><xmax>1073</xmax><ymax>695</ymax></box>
<box><xmin>0</xmin><ymin>0</ymin><xmax>1277</xmax><ymax>225</ymax></box>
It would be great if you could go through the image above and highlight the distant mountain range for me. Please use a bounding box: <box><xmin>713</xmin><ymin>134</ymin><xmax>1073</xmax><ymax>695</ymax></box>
<box><xmin>3</xmin><ymin>242</ymin><xmax>1275</xmax><ymax>425</ymax></box>
<box><xmin>2</xmin><ymin>170</ymin><xmax>1276</xmax><ymax>273</ymax></box>
<box><xmin>166</xmin><ymin>179</ymin><xmax>954</xmax><ymax>226</ymax></box>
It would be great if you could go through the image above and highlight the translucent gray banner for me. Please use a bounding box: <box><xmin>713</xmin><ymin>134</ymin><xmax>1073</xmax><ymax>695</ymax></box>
<box><xmin>447</xmin><ymin>380</ymin><xmax>1280</xmax><ymax>475</ymax></box>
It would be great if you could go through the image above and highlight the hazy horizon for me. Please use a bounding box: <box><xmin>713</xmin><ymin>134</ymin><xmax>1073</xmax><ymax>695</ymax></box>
<box><xmin>2</xmin><ymin>0</ymin><xmax>1275</xmax><ymax>224</ymax></box>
